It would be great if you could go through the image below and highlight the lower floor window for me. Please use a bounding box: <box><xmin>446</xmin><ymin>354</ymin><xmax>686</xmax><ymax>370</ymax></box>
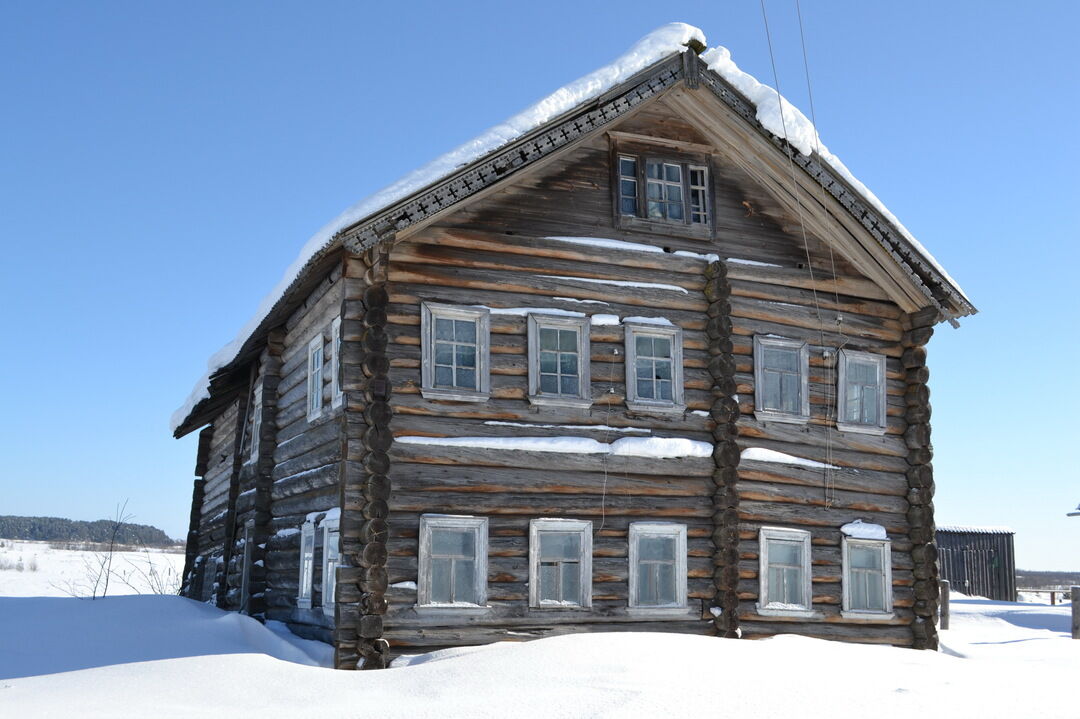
<box><xmin>842</xmin><ymin>538</ymin><xmax>892</xmax><ymax>615</ymax></box>
<box><xmin>628</xmin><ymin>523</ymin><xmax>687</xmax><ymax>609</ymax></box>
<box><xmin>419</xmin><ymin>515</ymin><xmax>488</xmax><ymax>607</ymax></box>
<box><xmin>529</xmin><ymin>519</ymin><xmax>592</xmax><ymax>608</ymax></box>
<box><xmin>758</xmin><ymin>527</ymin><xmax>813</xmax><ymax>614</ymax></box>
<box><xmin>321</xmin><ymin>518</ymin><xmax>340</xmax><ymax>613</ymax></box>
<box><xmin>297</xmin><ymin>520</ymin><xmax>315</xmax><ymax>609</ymax></box>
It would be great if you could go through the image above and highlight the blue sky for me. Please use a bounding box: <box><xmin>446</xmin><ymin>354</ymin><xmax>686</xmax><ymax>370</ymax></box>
<box><xmin>1</xmin><ymin>2</ymin><xmax>1076</xmax><ymax>569</ymax></box>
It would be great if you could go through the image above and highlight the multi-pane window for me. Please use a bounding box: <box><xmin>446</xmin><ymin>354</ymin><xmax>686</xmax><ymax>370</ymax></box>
<box><xmin>753</xmin><ymin>336</ymin><xmax>810</xmax><ymax>423</ymax></box>
<box><xmin>624</xmin><ymin>323</ymin><xmax>684</xmax><ymax>412</ymax></box>
<box><xmin>617</xmin><ymin>154</ymin><xmax>709</xmax><ymax>228</ymax></box>
<box><xmin>837</xmin><ymin>350</ymin><xmax>887</xmax><ymax>433</ymax></box>
<box><xmin>529</xmin><ymin>519</ymin><xmax>592</xmax><ymax>608</ymax></box>
<box><xmin>297</xmin><ymin>520</ymin><xmax>315</xmax><ymax>609</ymax></box>
<box><xmin>628</xmin><ymin>523</ymin><xmax>687</xmax><ymax>610</ymax></box>
<box><xmin>418</xmin><ymin>515</ymin><xmax>488</xmax><ymax>607</ymax></box>
<box><xmin>248</xmin><ymin>383</ymin><xmax>263</xmax><ymax>463</ymax></box>
<box><xmin>421</xmin><ymin>303</ymin><xmax>490</xmax><ymax>401</ymax></box>
<box><xmin>527</xmin><ymin>315</ymin><xmax>591</xmax><ymax>407</ymax></box>
<box><xmin>842</xmin><ymin>538</ymin><xmax>892</xmax><ymax>616</ymax></box>
<box><xmin>306</xmin><ymin>335</ymin><xmax>324</xmax><ymax>422</ymax></box>
<box><xmin>331</xmin><ymin>316</ymin><xmax>343</xmax><ymax>408</ymax></box>
<box><xmin>758</xmin><ymin>527</ymin><xmax>813</xmax><ymax>615</ymax></box>
<box><xmin>321</xmin><ymin>517</ymin><xmax>340</xmax><ymax>613</ymax></box>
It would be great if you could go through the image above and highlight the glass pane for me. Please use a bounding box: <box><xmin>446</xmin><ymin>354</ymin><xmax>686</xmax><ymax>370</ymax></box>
<box><xmin>620</xmin><ymin>179</ymin><xmax>637</xmax><ymax>197</ymax></box>
<box><xmin>638</xmin><ymin>564</ymin><xmax>656</xmax><ymax>605</ymax></box>
<box><xmin>455</xmin><ymin>368</ymin><xmax>476</xmax><ymax>389</ymax></box>
<box><xmin>619</xmin><ymin>157</ymin><xmax>637</xmax><ymax>177</ymax></box>
<box><xmin>456</xmin><ymin>343</ymin><xmax>475</xmax><ymax>368</ymax></box>
<box><xmin>539</xmin><ymin>563</ymin><xmax>557</xmax><ymax>602</ymax></box>
<box><xmin>653</xmin><ymin>337</ymin><xmax>670</xmax><ymax>358</ymax></box>
<box><xmin>454</xmin><ymin>319</ymin><xmax>476</xmax><ymax>344</ymax></box>
<box><xmin>620</xmin><ymin>197</ymin><xmax>638</xmax><ymax>215</ymax></box>
<box><xmin>647</xmin><ymin>201</ymin><xmax>663</xmax><ymax>219</ymax></box>
<box><xmin>435</xmin><ymin>318</ymin><xmax>454</xmax><ymax>340</ymax></box>
<box><xmin>454</xmin><ymin>559</ymin><xmax>477</xmax><ymax>603</ymax></box>
<box><xmin>432</xmin><ymin>528</ymin><xmax>473</xmax><ymax>557</ymax></box>
<box><xmin>849</xmin><ymin>359</ymin><xmax>877</xmax><ymax>384</ymax></box>
<box><xmin>768</xmin><ymin>540</ymin><xmax>800</xmax><ymax>566</ymax></box>
<box><xmin>431</xmin><ymin>558</ymin><xmax>451</xmax><ymax>603</ymax></box>
<box><xmin>654</xmin><ymin>359</ymin><xmax>671</xmax><ymax>380</ymax></box>
<box><xmin>850</xmin><ymin>545</ymin><xmax>882</xmax><ymax>570</ymax></box>
<box><xmin>667</xmin><ymin>202</ymin><xmax>684</xmax><ymax>221</ymax></box>
<box><xmin>540</xmin><ymin>532</ymin><xmax>580</xmax><ymax>560</ymax></box>
<box><xmin>865</xmin><ymin>575</ymin><xmax>884</xmax><ymax>610</ymax></box>
<box><xmin>666</xmin><ymin>184</ymin><xmax>682</xmax><ymax>203</ymax></box>
<box><xmin>560</xmin><ymin>376</ymin><xmax>577</xmax><ymax>395</ymax></box>
<box><xmin>540</xmin><ymin>328</ymin><xmax>558</xmax><ymax>351</ymax></box>
<box><xmin>561</xmin><ymin>562</ymin><xmax>581</xmax><ymax>603</ymax></box>
<box><xmin>657</xmin><ymin>380</ymin><xmax>672</xmax><ymax>401</ymax></box>
<box><xmin>763</xmin><ymin>371</ymin><xmax>781</xmax><ymax>410</ymax></box>
<box><xmin>558</xmin><ymin>329</ymin><xmax>576</xmax><ymax>352</ymax></box>
<box><xmin>637</xmin><ymin>378</ymin><xmax>653</xmax><ymax>399</ymax></box>
<box><xmin>763</xmin><ymin>347</ymin><xmax>798</xmax><ymax>372</ymax></box>
<box><xmin>559</xmin><ymin>352</ymin><xmax>577</xmax><ymax>376</ymax></box>
<box><xmin>434</xmin><ymin>365</ymin><xmax>453</xmax><ymax>387</ymax></box>
<box><xmin>861</xmin><ymin>391</ymin><xmax>878</xmax><ymax>425</ymax></box>
<box><xmin>646</xmin><ymin>182</ymin><xmax>663</xmax><ymax>200</ymax></box>
<box><xmin>646</xmin><ymin>161</ymin><xmax>662</xmax><ymax>179</ymax></box>
<box><xmin>845</xmin><ymin>384</ymin><xmax>862</xmax><ymax>422</ymax></box>
<box><xmin>639</xmin><ymin>536</ymin><xmax>674</xmax><ymax>561</ymax></box>
<box><xmin>783</xmin><ymin>567</ymin><xmax>803</xmax><ymax>605</ymax></box>
<box><xmin>780</xmin><ymin>373</ymin><xmax>799</xmax><ymax>413</ymax></box>
<box><xmin>540</xmin><ymin>375</ymin><xmax>558</xmax><ymax>394</ymax></box>
<box><xmin>656</xmin><ymin>563</ymin><xmax>676</xmax><ymax>604</ymax></box>
<box><xmin>434</xmin><ymin>343</ymin><xmax>453</xmax><ymax>365</ymax></box>
<box><xmin>540</xmin><ymin>351</ymin><xmax>557</xmax><ymax>374</ymax></box>
<box><xmin>635</xmin><ymin>335</ymin><xmax>652</xmax><ymax>356</ymax></box>
<box><xmin>690</xmin><ymin>168</ymin><xmax>705</xmax><ymax>186</ymax></box>
<box><xmin>664</xmin><ymin>164</ymin><xmax>681</xmax><ymax>183</ymax></box>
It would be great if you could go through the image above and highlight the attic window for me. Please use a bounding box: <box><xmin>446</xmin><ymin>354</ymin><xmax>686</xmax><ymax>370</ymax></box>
<box><xmin>616</xmin><ymin>154</ymin><xmax>711</xmax><ymax>237</ymax></box>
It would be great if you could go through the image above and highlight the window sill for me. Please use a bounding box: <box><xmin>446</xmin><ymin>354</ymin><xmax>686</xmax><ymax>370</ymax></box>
<box><xmin>528</xmin><ymin>395</ymin><xmax>593</xmax><ymax>410</ymax></box>
<box><xmin>413</xmin><ymin>604</ymin><xmax>492</xmax><ymax>616</ymax></box>
<box><xmin>627</xmin><ymin>605</ymin><xmax>695</xmax><ymax>618</ymax></box>
<box><xmin>754</xmin><ymin>411</ymin><xmax>811</xmax><ymax>425</ymax></box>
<box><xmin>625</xmin><ymin>401</ymin><xmax>686</xmax><ymax>416</ymax></box>
<box><xmin>836</xmin><ymin>422</ymin><xmax>887</xmax><ymax>436</ymax></box>
<box><xmin>840</xmin><ymin>611</ymin><xmax>895</xmax><ymax>622</ymax></box>
<box><xmin>529</xmin><ymin>602</ymin><xmax>591</xmax><ymax>612</ymax></box>
<box><xmin>617</xmin><ymin>215</ymin><xmax>712</xmax><ymax>241</ymax></box>
<box><xmin>755</xmin><ymin>604</ymin><xmax>822</xmax><ymax>619</ymax></box>
<box><xmin>420</xmin><ymin>388</ymin><xmax>490</xmax><ymax>403</ymax></box>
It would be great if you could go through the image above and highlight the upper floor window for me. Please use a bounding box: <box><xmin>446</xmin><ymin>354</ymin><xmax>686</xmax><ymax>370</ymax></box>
<box><xmin>418</xmin><ymin>514</ymin><xmax>488</xmax><ymax>608</ymax></box>
<box><xmin>753</xmin><ymin>336</ymin><xmax>810</xmax><ymax>424</ymax></box>
<box><xmin>529</xmin><ymin>519</ymin><xmax>592</xmax><ymax>609</ymax></box>
<box><xmin>841</xmin><ymin>537</ymin><xmax>893</xmax><ymax>618</ymax></box>
<box><xmin>618</xmin><ymin>155</ymin><xmax>710</xmax><ymax>230</ymax></box>
<box><xmin>421</xmin><ymin>303</ymin><xmax>490</xmax><ymax>402</ymax></box>
<box><xmin>628</xmin><ymin>522</ymin><xmax>687</xmax><ymax>612</ymax></box>
<box><xmin>330</xmin><ymin>316</ymin><xmax>343</xmax><ymax>408</ymax></box>
<box><xmin>624</xmin><ymin>322</ymin><xmax>684</xmax><ymax>413</ymax></box>
<box><xmin>306</xmin><ymin>335</ymin><xmax>324</xmax><ymax>422</ymax></box>
<box><xmin>247</xmin><ymin>383</ymin><xmax>263</xmax><ymax>464</ymax></box>
<box><xmin>757</xmin><ymin>527</ymin><xmax>814</xmax><ymax>617</ymax></box>
<box><xmin>527</xmin><ymin>314</ymin><xmax>591</xmax><ymax>408</ymax></box>
<box><xmin>837</xmin><ymin>349</ymin><xmax>887</xmax><ymax>434</ymax></box>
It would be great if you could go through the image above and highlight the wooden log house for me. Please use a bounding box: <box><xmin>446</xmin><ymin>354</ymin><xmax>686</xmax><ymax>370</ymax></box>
<box><xmin>171</xmin><ymin>26</ymin><xmax>975</xmax><ymax>669</ymax></box>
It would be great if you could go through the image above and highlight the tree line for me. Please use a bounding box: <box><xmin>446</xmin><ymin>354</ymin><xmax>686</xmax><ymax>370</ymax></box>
<box><xmin>0</xmin><ymin>515</ymin><xmax>178</xmax><ymax>546</ymax></box>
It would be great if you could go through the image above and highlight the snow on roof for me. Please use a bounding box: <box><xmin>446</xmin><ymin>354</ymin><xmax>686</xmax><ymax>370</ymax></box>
<box><xmin>172</xmin><ymin>21</ymin><xmax>966</xmax><ymax>433</ymax></box>
<box><xmin>937</xmin><ymin>525</ymin><xmax>1015</xmax><ymax>535</ymax></box>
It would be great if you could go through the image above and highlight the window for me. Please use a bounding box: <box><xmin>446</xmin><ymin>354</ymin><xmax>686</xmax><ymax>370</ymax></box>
<box><xmin>240</xmin><ymin>520</ymin><xmax>254</xmax><ymax>613</ymax></box>
<box><xmin>753</xmin><ymin>336</ymin><xmax>810</xmax><ymax>423</ymax></box>
<box><xmin>331</xmin><ymin>316</ymin><xmax>343</xmax><ymax>408</ymax></box>
<box><xmin>527</xmin><ymin>314</ymin><xmax>591</xmax><ymax>408</ymax></box>
<box><xmin>628</xmin><ymin>522</ymin><xmax>687</xmax><ymax>611</ymax></box>
<box><xmin>617</xmin><ymin>154</ymin><xmax>710</xmax><ymax>230</ymax></box>
<box><xmin>837</xmin><ymin>350</ymin><xmax>886</xmax><ymax>434</ymax></box>
<box><xmin>529</xmin><ymin>519</ymin><xmax>592</xmax><ymax>609</ymax></box>
<box><xmin>418</xmin><ymin>515</ymin><xmax>488</xmax><ymax>608</ymax></box>
<box><xmin>306</xmin><ymin>335</ymin><xmax>324</xmax><ymax>422</ymax></box>
<box><xmin>247</xmin><ymin>383</ymin><xmax>263</xmax><ymax>464</ymax></box>
<box><xmin>758</xmin><ymin>527</ymin><xmax>814</xmax><ymax>616</ymax></box>
<box><xmin>842</xmin><ymin>538</ymin><xmax>893</xmax><ymax>618</ymax></box>
<box><xmin>624</xmin><ymin>322</ymin><xmax>684</xmax><ymax>412</ymax></box>
<box><xmin>321</xmin><ymin>516</ymin><xmax>340</xmax><ymax>613</ymax></box>
<box><xmin>297</xmin><ymin>520</ymin><xmax>315</xmax><ymax>609</ymax></box>
<box><xmin>420</xmin><ymin>303</ymin><xmax>490</xmax><ymax>402</ymax></box>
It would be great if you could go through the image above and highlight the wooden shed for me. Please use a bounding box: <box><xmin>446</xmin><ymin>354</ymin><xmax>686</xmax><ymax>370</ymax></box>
<box><xmin>170</xmin><ymin>24</ymin><xmax>975</xmax><ymax>668</ymax></box>
<box><xmin>935</xmin><ymin>526</ymin><xmax>1016</xmax><ymax>602</ymax></box>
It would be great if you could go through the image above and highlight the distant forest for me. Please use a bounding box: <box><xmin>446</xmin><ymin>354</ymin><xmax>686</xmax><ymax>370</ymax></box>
<box><xmin>1016</xmin><ymin>569</ymin><xmax>1080</xmax><ymax>589</ymax></box>
<box><xmin>0</xmin><ymin>516</ymin><xmax>178</xmax><ymax>546</ymax></box>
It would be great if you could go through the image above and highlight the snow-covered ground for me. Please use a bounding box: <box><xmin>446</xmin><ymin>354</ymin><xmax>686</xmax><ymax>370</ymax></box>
<box><xmin>0</xmin><ymin>539</ymin><xmax>185</xmax><ymax>597</ymax></box>
<box><xmin>0</xmin><ymin>589</ymin><xmax>1076</xmax><ymax>718</ymax></box>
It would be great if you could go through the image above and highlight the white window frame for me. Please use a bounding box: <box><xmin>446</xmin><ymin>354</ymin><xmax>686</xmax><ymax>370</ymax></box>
<box><xmin>297</xmin><ymin>520</ymin><xmax>315</xmax><ymax>609</ymax></box>
<box><xmin>240</xmin><ymin>519</ymin><xmax>254</xmax><ymax>613</ymax></box>
<box><xmin>331</xmin><ymin>316</ymin><xmax>343</xmax><ymax>408</ymax></box>
<box><xmin>526</xmin><ymin>314</ymin><xmax>592</xmax><ymax>408</ymax></box>
<box><xmin>528</xmin><ymin>519</ymin><xmax>593</xmax><ymax>609</ymax></box>
<box><xmin>247</xmin><ymin>382</ymin><xmax>263</xmax><ymax>464</ymax></box>
<box><xmin>753</xmin><ymin>335</ymin><xmax>810</xmax><ymax>424</ymax></box>
<box><xmin>837</xmin><ymin>349</ymin><xmax>887</xmax><ymax>435</ymax></box>
<box><xmin>628</xmin><ymin>522</ymin><xmax>688</xmax><ymax>613</ymax></box>
<box><xmin>624</xmin><ymin>322</ymin><xmax>685</xmax><ymax>413</ymax></box>
<box><xmin>420</xmin><ymin>302</ymin><xmax>491</xmax><ymax>402</ymax></box>
<box><xmin>306</xmin><ymin>335</ymin><xmax>324</xmax><ymax>422</ymax></box>
<box><xmin>321</xmin><ymin>516</ymin><xmax>340</xmax><ymax>614</ymax></box>
<box><xmin>841</xmin><ymin>537</ymin><xmax>894</xmax><ymax>619</ymax></box>
<box><xmin>417</xmin><ymin>515</ymin><xmax>488</xmax><ymax>609</ymax></box>
<box><xmin>757</xmin><ymin>527</ymin><xmax>815</xmax><ymax>617</ymax></box>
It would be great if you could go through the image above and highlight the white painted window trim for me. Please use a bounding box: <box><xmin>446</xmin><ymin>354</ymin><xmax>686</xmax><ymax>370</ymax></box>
<box><xmin>528</xmin><ymin>518</ymin><xmax>593</xmax><ymax>609</ymax></box>
<box><xmin>240</xmin><ymin>519</ymin><xmax>255</xmax><ymax>614</ymax></box>
<box><xmin>306</xmin><ymin>335</ymin><xmax>324</xmax><ymax>422</ymax></box>
<box><xmin>247</xmin><ymin>383</ymin><xmax>263</xmax><ymax>464</ymax></box>
<box><xmin>841</xmin><ymin>537</ymin><xmax>894</xmax><ymax>620</ymax></box>
<box><xmin>628</xmin><ymin>522</ymin><xmax>688</xmax><ymax>614</ymax></box>
<box><xmin>321</xmin><ymin>517</ymin><xmax>341</xmax><ymax>614</ymax></box>
<box><xmin>836</xmin><ymin>349</ymin><xmax>887</xmax><ymax>435</ymax></box>
<box><xmin>331</xmin><ymin>316</ymin><xmax>343</xmax><ymax>408</ymax></box>
<box><xmin>417</xmin><ymin>514</ymin><xmax>489</xmax><ymax>609</ymax></box>
<box><xmin>297</xmin><ymin>520</ymin><xmax>315</xmax><ymax>609</ymax></box>
<box><xmin>757</xmin><ymin>527</ymin><xmax>817</xmax><ymax>617</ymax></box>
<box><xmin>623</xmin><ymin>322</ymin><xmax>685</xmax><ymax>414</ymax></box>
<box><xmin>420</xmin><ymin>302</ymin><xmax>491</xmax><ymax>402</ymax></box>
<box><xmin>753</xmin><ymin>335</ymin><xmax>810</xmax><ymax>424</ymax></box>
<box><xmin>526</xmin><ymin>314</ymin><xmax>592</xmax><ymax>409</ymax></box>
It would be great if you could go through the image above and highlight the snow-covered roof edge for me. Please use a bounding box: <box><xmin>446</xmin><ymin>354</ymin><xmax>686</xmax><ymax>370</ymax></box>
<box><xmin>172</xmin><ymin>21</ymin><xmax>971</xmax><ymax>434</ymax></box>
<box><xmin>937</xmin><ymin>525</ymin><xmax>1015</xmax><ymax>535</ymax></box>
